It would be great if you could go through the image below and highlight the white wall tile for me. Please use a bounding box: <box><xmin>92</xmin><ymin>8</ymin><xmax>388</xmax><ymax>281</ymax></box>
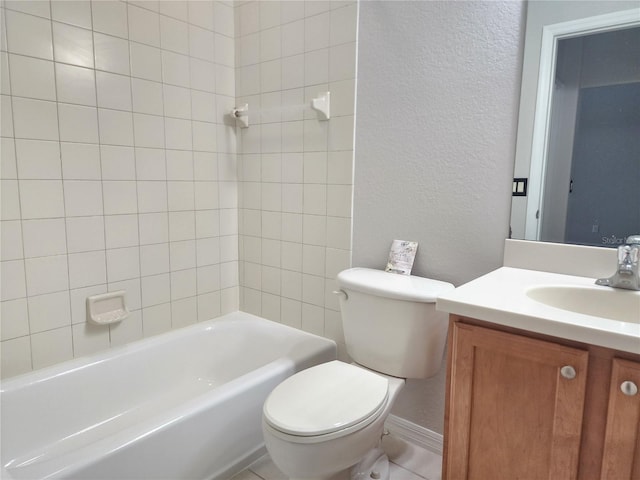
<box><xmin>25</xmin><ymin>254</ymin><xmax>69</xmax><ymax>296</ymax></box>
<box><xmin>98</xmin><ymin>108</ymin><xmax>134</xmax><ymax>146</ymax></box>
<box><xmin>195</xmin><ymin>209</ymin><xmax>219</xmax><ymax>238</ymax></box>
<box><xmin>15</xmin><ymin>139</ymin><xmax>61</xmax><ymax>179</ymax></box>
<box><xmin>139</xmin><ymin>213</ymin><xmax>169</xmax><ymax>245</ymax></box>
<box><xmin>160</xmin><ymin>16</ymin><xmax>189</xmax><ymax>55</ymax></box>
<box><xmin>1</xmin><ymin>298</ymin><xmax>29</xmax><ymax>340</ymax></box>
<box><xmin>160</xmin><ymin>1</ymin><xmax>189</xmax><ymax>22</ymax></box>
<box><xmin>5</xmin><ymin>0</ymin><xmax>50</xmax><ymax>18</ymax></box>
<box><xmin>198</xmin><ymin>289</ymin><xmax>221</xmax><ymax>320</ymax></box>
<box><xmin>94</xmin><ymin>33</ymin><xmax>130</xmax><ymax>75</ymax></box>
<box><xmin>141</xmin><ymin>273</ymin><xmax>170</xmax><ymax>307</ymax></box>
<box><xmin>66</xmin><ymin>216</ymin><xmax>105</xmax><ymax>253</ymax></box>
<box><xmin>128</xmin><ymin>4</ymin><xmax>161</xmax><ymax>47</ymax></box>
<box><xmin>72</xmin><ymin>322</ymin><xmax>110</xmax><ymax>357</ymax></box>
<box><xmin>168</xmin><ymin>181</ymin><xmax>195</xmax><ymax>212</ymax></box>
<box><xmin>196</xmin><ymin>237</ymin><xmax>221</xmax><ymax>267</ymax></box>
<box><xmin>101</xmin><ymin>145</ymin><xmax>136</xmax><ymax>180</ymax></box>
<box><xmin>103</xmin><ymin>181</ymin><xmax>138</xmax><ymax>215</ymax></box>
<box><xmin>60</xmin><ymin>143</ymin><xmax>101</xmax><ymax>180</ymax></box>
<box><xmin>169</xmin><ymin>211</ymin><xmax>195</xmax><ymax>242</ymax></box>
<box><xmin>52</xmin><ymin>1</ymin><xmax>92</xmax><ymax>29</ymax></box>
<box><xmin>142</xmin><ymin>302</ymin><xmax>171</xmax><ymax>336</ymax></box>
<box><xmin>171</xmin><ymin>296</ymin><xmax>198</xmax><ymax>328</ymax></box>
<box><xmin>58</xmin><ymin>104</ymin><xmax>99</xmax><ymax>143</ymax></box>
<box><xmin>52</xmin><ymin>22</ymin><xmax>94</xmax><ymax>68</ymax></box>
<box><xmin>162</xmin><ymin>50</ymin><xmax>191</xmax><ymax>88</ymax></box>
<box><xmin>19</xmin><ymin>180</ymin><xmax>65</xmax><ymax>219</ymax></box>
<box><xmin>130</xmin><ymin>43</ymin><xmax>162</xmax><ymax>82</ymax></box>
<box><xmin>55</xmin><ymin>63</ymin><xmax>96</xmax><ymax>106</ymax></box>
<box><xmin>30</xmin><ymin>327</ymin><xmax>73</xmax><ymax>369</ymax></box>
<box><xmin>191</xmin><ymin>58</ymin><xmax>217</xmax><ymax>93</ymax></box>
<box><xmin>1</xmin><ymin>336</ymin><xmax>32</xmax><ymax>377</ymax></box>
<box><xmin>189</xmin><ymin>25</ymin><xmax>215</xmax><ymax>62</ymax></box>
<box><xmin>22</xmin><ymin>219</ymin><xmax>67</xmax><ymax>258</ymax></box>
<box><xmin>12</xmin><ymin>97</ymin><xmax>59</xmax><ymax>141</ymax></box>
<box><xmin>63</xmin><ymin>180</ymin><xmax>103</xmax><ymax>216</ymax></box>
<box><xmin>68</xmin><ymin>250</ymin><xmax>107</xmax><ymax>289</ymax></box>
<box><xmin>5</xmin><ymin>10</ymin><xmax>53</xmax><ymax>60</ymax></box>
<box><xmin>109</xmin><ymin>310</ymin><xmax>143</xmax><ymax>346</ymax></box>
<box><xmin>163</xmin><ymin>84</ymin><xmax>191</xmax><ymax>119</ymax></box>
<box><xmin>96</xmin><ymin>71</ymin><xmax>132</xmax><ymax>111</ymax></box>
<box><xmin>188</xmin><ymin>1</ymin><xmax>214</xmax><ymax>31</ymax></box>
<box><xmin>170</xmin><ymin>240</ymin><xmax>196</xmax><ymax>270</ymax></box>
<box><xmin>9</xmin><ymin>54</ymin><xmax>56</xmax><ymax>101</ymax></box>
<box><xmin>1</xmin><ymin>95</ymin><xmax>14</xmax><ymax>138</ymax></box>
<box><xmin>135</xmin><ymin>147</ymin><xmax>166</xmax><ymax>180</ymax></box>
<box><xmin>131</xmin><ymin>79</ymin><xmax>164</xmax><ymax>116</ymax></box>
<box><xmin>1</xmin><ymin>259</ymin><xmax>26</xmax><ymax>300</ymax></box>
<box><xmin>140</xmin><ymin>243</ymin><xmax>170</xmax><ymax>276</ymax></box>
<box><xmin>28</xmin><ymin>291</ymin><xmax>71</xmax><ymax>333</ymax></box>
<box><xmin>1</xmin><ymin>180</ymin><xmax>21</xmax><ymax>221</ymax></box>
<box><xmin>164</xmin><ymin>117</ymin><xmax>192</xmax><ymax>150</ymax></box>
<box><xmin>105</xmin><ymin>214</ymin><xmax>139</xmax><ymax>249</ymax></box>
<box><xmin>170</xmin><ymin>268</ymin><xmax>196</xmax><ymax>300</ymax></box>
<box><xmin>1</xmin><ymin>138</ymin><xmax>17</xmax><ymax>179</ymax></box>
<box><xmin>91</xmin><ymin>1</ymin><xmax>128</xmax><ymax>38</ymax></box>
<box><xmin>106</xmin><ymin>246</ymin><xmax>140</xmax><ymax>282</ymax></box>
<box><xmin>137</xmin><ymin>181</ymin><xmax>168</xmax><ymax>213</ymax></box>
<box><xmin>133</xmin><ymin>113</ymin><xmax>165</xmax><ymax>148</ymax></box>
<box><xmin>191</xmin><ymin>90</ymin><xmax>216</xmax><ymax>122</ymax></box>
<box><xmin>0</xmin><ymin>221</ymin><xmax>23</xmax><ymax>261</ymax></box>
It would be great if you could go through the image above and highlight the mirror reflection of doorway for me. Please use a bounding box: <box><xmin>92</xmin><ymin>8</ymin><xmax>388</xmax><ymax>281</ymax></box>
<box><xmin>540</xmin><ymin>26</ymin><xmax>640</xmax><ymax>246</ymax></box>
<box><xmin>565</xmin><ymin>82</ymin><xmax>640</xmax><ymax>246</ymax></box>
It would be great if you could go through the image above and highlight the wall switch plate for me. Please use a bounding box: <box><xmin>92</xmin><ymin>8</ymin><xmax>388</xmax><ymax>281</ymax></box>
<box><xmin>512</xmin><ymin>178</ymin><xmax>528</xmax><ymax>196</ymax></box>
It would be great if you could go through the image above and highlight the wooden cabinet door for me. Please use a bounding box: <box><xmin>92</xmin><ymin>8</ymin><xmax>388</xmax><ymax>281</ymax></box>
<box><xmin>600</xmin><ymin>358</ymin><xmax>640</xmax><ymax>480</ymax></box>
<box><xmin>444</xmin><ymin>322</ymin><xmax>589</xmax><ymax>480</ymax></box>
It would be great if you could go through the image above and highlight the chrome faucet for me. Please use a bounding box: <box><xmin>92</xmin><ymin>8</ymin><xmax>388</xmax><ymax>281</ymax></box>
<box><xmin>596</xmin><ymin>235</ymin><xmax>640</xmax><ymax>291</ymax></box>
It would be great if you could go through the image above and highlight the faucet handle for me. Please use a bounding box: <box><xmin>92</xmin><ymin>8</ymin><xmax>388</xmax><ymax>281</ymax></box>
<box><xmin>626</xmin><ymin>235</ymin><xmax>640</xmax><ymax>245</ymax></box>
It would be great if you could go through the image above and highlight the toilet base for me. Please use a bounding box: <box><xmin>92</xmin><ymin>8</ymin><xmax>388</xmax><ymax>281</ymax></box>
<box><xmin>288</xmin><ymin>446</ymin><xmax>390</xmax><ymax>480</ymax></box>
<box><xmin>350</xmin><ymin>446</ymin><xmax>390</xmax><ymax>480</ymax></box>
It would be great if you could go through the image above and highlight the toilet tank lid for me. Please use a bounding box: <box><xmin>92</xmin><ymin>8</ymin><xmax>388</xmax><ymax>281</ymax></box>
<box><xmin>336</xmin><ymin>268</ymin><xmax>454</xmax><ymax>303</ymax></box>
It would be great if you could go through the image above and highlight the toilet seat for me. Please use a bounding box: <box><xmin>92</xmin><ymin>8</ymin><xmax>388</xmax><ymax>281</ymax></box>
<box><xmin>263</xmin><ymin>361</ymin><xmax>389</xmax><ymax>440</ymax></box>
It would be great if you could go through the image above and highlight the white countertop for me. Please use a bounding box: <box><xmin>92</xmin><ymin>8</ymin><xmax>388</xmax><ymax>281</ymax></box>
<box><xmin>436</xmin><ymin>267</ymin><xmax>640</xmax><ymax>354</ymax></box>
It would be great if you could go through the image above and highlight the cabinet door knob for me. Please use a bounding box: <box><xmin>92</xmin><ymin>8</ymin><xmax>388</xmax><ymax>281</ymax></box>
<box><xmin>560</xmin><ymin>366</ymin><xmax>576</xmax><ymax>379</ymax></box>
<box><xmin>621</xmin><ymin>381</ymin><xmax>638</xmax><ymax>396</ymax></box>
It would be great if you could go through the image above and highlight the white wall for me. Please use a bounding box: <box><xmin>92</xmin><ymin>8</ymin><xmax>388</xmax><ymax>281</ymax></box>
<box><xmin>353</xmin><ymin>1</ymin><xmax>526</xmax><ymax>433</ymax></box>
<box><xmin>0</xmin><ymin>0</ymin><xmax>238</xmax><ymax>377</ymax></box>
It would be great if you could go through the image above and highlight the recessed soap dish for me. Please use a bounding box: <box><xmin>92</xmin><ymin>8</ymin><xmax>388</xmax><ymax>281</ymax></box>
<box><xmin>86</xmin><ymin>291</ymin><xmax>129</xmax><ymax>325</ymax></box>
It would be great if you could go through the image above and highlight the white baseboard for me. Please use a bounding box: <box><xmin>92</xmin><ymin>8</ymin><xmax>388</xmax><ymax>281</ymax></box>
<box><xmin>384</xmin><ymin>414</ymin><xmax>443</xmax><ymax>455</ymax></box>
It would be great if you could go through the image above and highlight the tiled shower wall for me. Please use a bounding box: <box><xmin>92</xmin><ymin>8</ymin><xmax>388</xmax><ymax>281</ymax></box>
<box><xmin>234</xmin><ymin>1</ymin><xmax>357</xmax><ymax>359</ymax></box>
<box><xmin>0</xmin><ymin>0</ymin><xmax>239</xmax><ymax>378</ymax></box>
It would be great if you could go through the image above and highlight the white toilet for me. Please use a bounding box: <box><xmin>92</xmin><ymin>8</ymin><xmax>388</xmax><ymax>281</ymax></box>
<box><xmin>262</xmin><ymin>267</ymin><xmax>454</xmax><ymax>480</ymax></box>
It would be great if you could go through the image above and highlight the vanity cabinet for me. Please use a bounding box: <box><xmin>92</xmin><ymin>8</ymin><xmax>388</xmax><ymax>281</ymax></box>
<box><xmin>443</xmin><ymin>318</ymin><xmax>640</xmax><ymax>480</ymax></box>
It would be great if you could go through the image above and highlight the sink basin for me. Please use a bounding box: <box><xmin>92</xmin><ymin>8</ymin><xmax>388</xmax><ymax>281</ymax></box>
<box><xmin>526</xmin><ymin>286</ymin><xmax>640</xmax><ymax>324</ymax></box>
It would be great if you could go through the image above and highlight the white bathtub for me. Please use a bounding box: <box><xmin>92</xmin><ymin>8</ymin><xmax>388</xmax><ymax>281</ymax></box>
<box><xmin>1</xmin><ymin>312</ymin><xmax>337</xmax><ymax>480</ymax></box>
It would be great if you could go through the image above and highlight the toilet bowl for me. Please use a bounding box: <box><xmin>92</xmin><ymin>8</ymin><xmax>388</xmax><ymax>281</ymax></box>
<box><xmin>262</xmin><ymin>361</ymin><xmax>405</xmax><ymax>480</ymax></box>
<box><xmin>262</xmin><ymin>268</ymin><xmax>454</xmax><ymax>480</ymax></box>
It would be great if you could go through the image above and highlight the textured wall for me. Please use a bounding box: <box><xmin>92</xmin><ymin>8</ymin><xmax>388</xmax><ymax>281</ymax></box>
<box><xmin>353</xmin><ymin>1</ymin><xmax>526</xmax><ymax>433</ymax></box>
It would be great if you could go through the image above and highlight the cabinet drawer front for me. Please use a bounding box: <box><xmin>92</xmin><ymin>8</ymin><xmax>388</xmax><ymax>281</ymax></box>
<box><xmin>601</xmin><ymin>358</ymin><xmax>640</xmax><ymax>480</ymax></box>
<box><xmin>445</xmin><ymin>322</ymin><xmax>589</xmax><ymax>480</ymax></box>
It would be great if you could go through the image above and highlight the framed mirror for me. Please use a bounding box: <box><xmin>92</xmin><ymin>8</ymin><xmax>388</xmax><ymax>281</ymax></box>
<box><xmin>510</xmin><ymin>2</ymin><xmax>640</xmax><ymax>247</ymax></box>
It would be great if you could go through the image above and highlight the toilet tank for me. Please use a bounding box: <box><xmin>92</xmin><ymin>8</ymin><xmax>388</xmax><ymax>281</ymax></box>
<box><xmin>336</xmin><ymin>268</ymin><xmax>454</xmax><ymax>379</ymax></box>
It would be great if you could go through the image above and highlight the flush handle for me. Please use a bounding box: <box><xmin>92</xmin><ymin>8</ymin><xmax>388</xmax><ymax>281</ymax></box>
<box><xmin>332</xmin><ymin>290</ymin><xmax>348</xmax><ymax>300</ymax></box>
<box><xmin>560</xmin><ymin>366</ymin><xmax>576</xmax><ymax>380</ymax></box>
<box><xmin>621</xmin><ymin>381</ymin><xmax>638</xmax><ymax>396</ymax></box>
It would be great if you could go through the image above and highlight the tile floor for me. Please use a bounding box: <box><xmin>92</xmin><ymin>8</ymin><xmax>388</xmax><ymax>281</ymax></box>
<box><xmin>231</xmin><ymin>433</ymin><xmax>442</xmax><ymax>480</ymax></box>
